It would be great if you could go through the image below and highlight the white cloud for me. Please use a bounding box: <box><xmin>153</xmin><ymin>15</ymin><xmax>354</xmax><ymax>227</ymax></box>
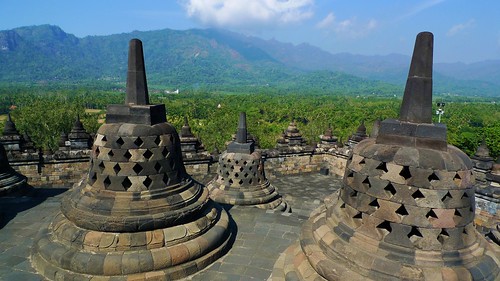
<box><xmin>181</xmin><ymin>0</ymin><xmax>314</xmax><ymax>28</ymax></box>
<box><xmin>447</xmin><ymin>19</ymin><xmax>475</xmax><ymax>37</ymax></box>
<box><xmin>316</xmin><ymin>12</ymin><xmax>377</xmax><ymax>38</ymax></box>
<box><xmin>397</xmin><ymin>0</ymin><xmax>446</xmax><ymax>21</ymax></box>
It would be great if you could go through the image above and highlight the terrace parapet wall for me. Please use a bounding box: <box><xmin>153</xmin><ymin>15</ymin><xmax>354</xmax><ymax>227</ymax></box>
<box><xmin>6</xmin><ymin>146</ymin><xmax>497</xmax><ymax>237</ymax></box>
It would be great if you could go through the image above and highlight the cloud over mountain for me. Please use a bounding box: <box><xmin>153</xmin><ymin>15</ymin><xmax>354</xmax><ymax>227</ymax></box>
<box><xmin>182</xmin><ymin>0</ymin><xmax>314</xmax><ymax>28</ymax></box>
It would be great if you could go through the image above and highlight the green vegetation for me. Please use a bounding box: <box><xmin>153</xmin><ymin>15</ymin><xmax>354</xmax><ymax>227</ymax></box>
<box><xmin>1</xmin><ymin>85</ymin><xmax>498</xmax><ymax>158</ymax></box>
<box><xmin>1</xmin><ymin>25</ymin><xmax>499</xmax><ymax>97</ymax></box>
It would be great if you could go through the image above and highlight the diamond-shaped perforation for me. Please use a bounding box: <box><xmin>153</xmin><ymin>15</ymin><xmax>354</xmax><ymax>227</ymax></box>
<box><xmin>396</xmin><ymin>205</ymin><xmax>409</xmax><ymax>216</ymax></box>
<box><xmin>362</xmin><ymin>177</ymin><xmax>371</xmax><ymax>190</ymax></box>
<box><xmin>359</xmin><ymin>158</ymin><xmax>366</xmax><ymax>165</ymax></box>
<box><xmin>116</xmin><ymin>137</ymin><xmax>125</xmax><ymax>146</ymax></box>
<box><xmin>122</xmin><ymin>177</ymin><xmax>132</xmax><ymax>190</ymax></box>
<box><xmin>143</xmin><ymin>149</ymin><xmax>153</xmax><ymax>160</ymax></box>
<box><xmin>108</xmin><ymin>150</ymin><xmax>114</xmax><ymax>157</ymax></box>
<box><xmin>103</xmin><ymin>176</ymin><xmax>111</xmax><ymax>188</ymax></box>
<box><xmin>441</xmin><ymin>191</ymin><xmax>452</xmax><ymax>202</ymax></box>
<box><xmin>426</xmin><ymin>209</ymin><xmax>438</xmax><ymax>219</ymax></box>
<box><xmin>134</xmin><ymin>137</ymin><xmax>144</xmax><ymax>147</ymax></box>
<box><xmin>249</xmin><ymin>179</ymin><xmax>253</xmax><ymax>184</ymax></box>
<box><xmin>95</xmin><ymin>147</ymin><xmax>100</xmax><ymax>157</ymax></box>
<box><xmin>98</xmin><ymin>161</ymin><xmax>105</xmax><ymax>172</ymax></box>
<box><xmin>399</xmin><ymin>166</ymin><xmax>412</xmax><ymax>180</ymax></box>
<box><xmin>162</xmin><ymin>147</ymin><xmax>169</xmax><ymax>157</ymax></box>
<box><xmin>229</xmin><ymin>179</ymin><xmax>234</xmax><ymax>184</ymax></box>
<box><xmin>113</xmin><ymin>163</ymin><xmax>121</xmax><ymax>175</ymax></box>
<box><xmin>437</xmin><ymin>229</ymin><xmax>449</xmax><ymax>244</ymax></box>
<box><xmin>454</xmin><ymin>209</ymin><xmax>462</xmax><ymax>217</ymax></box>
<box><xmin>124</xmin><ymin>150</ymin><xmax>132</xmax><ymax>160</ymax></box>
<box><xmin>133</xmin><ymin>163</ymin><xmax>143</xmax><ymax>174</ymax></box>
<box><xmin>384</xmin><ymin>183</ymin><xmax>397</xmax><ymax>196</ymax></box>
<box><xmin>453</xmin><ymin>173</ymin><xmax>462</xmax><ymax>186</ymax></box>
<box><xmin>143</xmin><ymin>177</ymin><xmax>152</xmax><ymax>188</ymax></box>
<box><xmin>101</xmin><ymin>135</ymin><xmax>107</xmax><ymax>142</ymax></box>
<box><xmin>376</xmin><ymin>221</ymin><xmax>392</xmax><ymax>233</ymax></box>
<box><xmin>340</xmin><ymin>203</ymin><xmax>346</xmax><ymax>209</ymax></box>
<box><xmin>353</xmin><ymin>212</ymin><xmax>362</xmax><ymax>219</ymax></box>
<box><xmin>154</xmin><ymin>136</ymin><xmax>161</xmax><ymax>146</ymax></box>
<box><xmin>412</xmin><ymin>189</ymin><xmax>425</xmax><ymax>199</ymax></box>
<box><xmin>235</xmin><ymin>173</ymin><xmax>239</xmax><ymax>178</ymax></box>
<box><xmin>239</xmin><ymin>166</ymin><xmax>244</xmax><ymax>172</ymax></box>
<box><xmin>238</xmin><ymin>179</ymin><xmax>243</xmax><ymax>185</ymax></box>
<box><xmin>428</xmin><ymin>172</ymin><xmax>439</xmax><ymax>182</ymax></box>
<box><xmin>369</xmin><ymin>199</ymin><xmax>380</xmax><ymax>209</ymax></box>
<box><xmin>244</xmin><ymin>173</ymin><xmax>249</xmax><ymax>178</ymax></box>
<box><xmin>407</xmin><ymin>226</ymin><xmax>423</xmax><ymax>240</ymax></box>
<box><xmin>376</xmin><ymin>162</ymin><xmax>388</xmax><ymax>173</ymax></box>
<box><xmin>461</xmin><ymin>191</ymin><xmax>469</xmax><ymax>199</ymax></box>
<box><xmin>154</xmin><ymin>163</ymin><xmax>162</xmax><ymax>173</ymax></box>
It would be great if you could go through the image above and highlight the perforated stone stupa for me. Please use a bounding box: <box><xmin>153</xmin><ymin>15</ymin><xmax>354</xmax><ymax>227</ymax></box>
<box><xmin>31</xmin><ymin>39</ymin><xmax>232</xmax><ymax>280</ymax></box>
<box><xmin>272</xmin><ymin>32</ymin><xmax>499</xmax><ymax>280</ymax></box>
<box><xmin>207</xmin><ymin>112</ymin><xmax>289</xmax><ymax>211</ymax></box>
<box><xmin>0</xmin><ymin>141</ymin><xmax>27</xmax><ymax>196</ymax></box>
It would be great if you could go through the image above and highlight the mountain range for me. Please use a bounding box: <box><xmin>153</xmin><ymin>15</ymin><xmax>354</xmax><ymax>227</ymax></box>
<box><xmin>0</xmin><ymin>24</ymin><xmax>499</xmax><ymax>97</ymax></box>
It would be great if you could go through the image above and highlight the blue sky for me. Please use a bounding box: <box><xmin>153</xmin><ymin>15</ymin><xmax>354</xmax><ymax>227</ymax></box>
<box><xmin>1</xmin><ymin>0</ymin><xmax>499</xmax><ymax>63</ymax></box>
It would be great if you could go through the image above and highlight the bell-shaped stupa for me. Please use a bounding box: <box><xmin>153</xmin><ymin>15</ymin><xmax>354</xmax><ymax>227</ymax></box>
<box><xmin>207</xmin><ymin>112</ymin><xmax>289</xmax><ymax>211</ymax></box>
<box><xmin>317</xmin><ymin>124</ymin><xmax>339</xmax><ymax>152</ymax></box>
<box><xmin>1</xmin><ymin>113</ymin><xmax>23</xmax><ymax>152</ymax></box>
<box><xmin>68</xmin><ymin>115</ymin><xmax>92</xmax><ymax>149</ymax></box>
<box><xmin>0</xmin><ymin>142</ymin><xmax>27</xmax><ymax>196</ymax></box>
<box><xmin>32</xmin><ymin>39</ymin><xmax>233</xmax><ymax>280</ymax></box>
<box><xmin>179</xmin><ymin>116</ymin><xmax>211</xmax><ymax>163</ymax></box>
<box><xmin>272</xmin><ymin>32</ymin><xmax>499</xmax><ymax>280</ymax></box>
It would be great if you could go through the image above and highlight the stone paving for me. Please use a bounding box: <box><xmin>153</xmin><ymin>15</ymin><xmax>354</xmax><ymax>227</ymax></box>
<box><xmin>0</xmin><ymin>173</ymin><xmax>342</xmax><ymax>281</ymax></box>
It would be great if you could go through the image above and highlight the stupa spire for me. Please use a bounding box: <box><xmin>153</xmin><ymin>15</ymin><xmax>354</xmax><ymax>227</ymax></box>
<box><xmin>236</xmin><ymin>112</ymin><xmax>247</xmax><ymax>144</ymax></box>
<box><xmin>399</xmin><ymin>32</ymin><xmax>433</xmax><ymax>123</ymax></box>
<box><xmin>125</xmin><ymin>38</ymin><xmax>149</xmax><ymax>105</ymax></box>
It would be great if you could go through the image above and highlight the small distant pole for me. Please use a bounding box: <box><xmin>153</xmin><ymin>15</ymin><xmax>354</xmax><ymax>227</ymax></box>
<box><xmin>436</xmin><ymin>102</ymin><xmax>445</xmax><ymax>123</ymax></box>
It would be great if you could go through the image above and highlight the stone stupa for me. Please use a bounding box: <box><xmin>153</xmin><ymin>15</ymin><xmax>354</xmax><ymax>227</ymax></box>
<box><xmin>31</xmin><ymin>39</ymin><xmax>233</xmax><ymax>280</ymax></box>
<box><xmin>0</xmin><ymin>141</ymin><xmax>27</xmax><ymax>196</ymax></box>
<box><xmin>67</xmin><ymin>115</ymin><xmax>92</xmax><ymax>149</ymax></box>
<box><xmin>179</xmin><ymin>116</ymin><xmax>211</xmax><ymax>163</ymax></box>
<box><xmin>207</xmin><ymin>112</ymin><xmax>289</xmax><ymax>212</ymax></box>
<box><xmin>272</xmin><ymin>32</ymin><xmax>499</xmax><ymax>280</ymax></box>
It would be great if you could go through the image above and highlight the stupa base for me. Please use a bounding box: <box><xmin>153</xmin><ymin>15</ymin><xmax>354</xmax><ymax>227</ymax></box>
<box><xmin>271</xmin><ymin>194</ymin><xmax>500</xmax><ymax>281</ymax></box>
<box><xmin>31</xmin><ymin>201</ymin><xmax>234</xmax><ymax>281</ymax></box>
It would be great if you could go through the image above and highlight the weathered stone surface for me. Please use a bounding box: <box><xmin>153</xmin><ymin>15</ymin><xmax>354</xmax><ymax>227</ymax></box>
<box><xmin>272</xmin><ymin>32</ymin><xmax>499</xmax><ymax>281</ymax></box>
<box><xmin>208</xmin><ymin>112</ymin><xmax>289</xmax><ymax>212</ymax></box>
<box><xmin>31</xmin><ymin>39</ymin><xmax>233</xmax><ymax>280</ymax></box>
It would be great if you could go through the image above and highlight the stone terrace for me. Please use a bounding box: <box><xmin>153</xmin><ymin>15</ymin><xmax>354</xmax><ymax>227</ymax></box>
<box><xmin>0</xmin><ymin>173</ymin><xmax>342</xmax><ymax>281</ymax></box>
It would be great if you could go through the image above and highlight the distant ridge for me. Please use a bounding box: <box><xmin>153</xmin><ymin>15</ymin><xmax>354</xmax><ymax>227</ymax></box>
<box><xmin>0</xmin><ymin>25</ymin><xmax>498</xmax><ymax>97</ymax></box>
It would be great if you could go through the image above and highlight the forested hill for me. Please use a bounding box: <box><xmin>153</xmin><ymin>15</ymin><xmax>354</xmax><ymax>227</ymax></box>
<box><xmin>0</xmin><ymin>25</ymin><xmax>498</xmax><ymax>97</ymax></box>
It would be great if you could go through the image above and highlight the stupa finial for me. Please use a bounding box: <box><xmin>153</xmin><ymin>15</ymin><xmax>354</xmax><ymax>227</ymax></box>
<box><xmin>125</xmin><ymin>39</ymin><xmax>149</xmax><ymax>105</ymax></box>
<box><xmin>399</xmin><ymin>31</ymin><xmax>433</xmax><ymax>123</ymax></box>
<box><xmin>236</xmin><ymin>112</ymin><xmax>247</xmax><ymax>144</ymax></box>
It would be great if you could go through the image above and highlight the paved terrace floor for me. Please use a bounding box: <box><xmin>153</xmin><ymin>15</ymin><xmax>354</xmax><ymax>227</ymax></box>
<box><xmin>0</xmin><ymin>173</ymin><xmax>343</xmax><ymax>281</ymax></box>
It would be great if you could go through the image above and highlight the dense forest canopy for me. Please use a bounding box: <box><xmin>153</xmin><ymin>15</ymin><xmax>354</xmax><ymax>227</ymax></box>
<box><xmin>0</xmin><ymin>85</ymin><xmax>498</xmax><ymax>158</ymax></box>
